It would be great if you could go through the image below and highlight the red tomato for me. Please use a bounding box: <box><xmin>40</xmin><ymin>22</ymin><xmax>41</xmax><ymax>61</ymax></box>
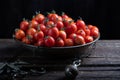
<box><xmin>65</xmin><ymin>23</ymin><xmax>77</xmax><ymax>35</ymax></box>
<box><xmin>68</xmin><ymin>33</ymin><xmax>77</xmax><ymax>42</ymax></box>
<box><xmin>55</xmin><ymin>21</ymin><xmax>64</xmax><ymax>30</ymax></box>
<box><xmin>34</xmin><ymin>31</ymin><xmax>44</xmax><ymax>41</ymax></box>
<box><xmin>29</xmin><ymin>20</ymin><xmax>39</xmax><ymax>29</ymax></box>
<box><xmin>63</xmin><ymin>17</ymin><xmax>73</xmax><ymax>27</ymax></box>
<box><xmin>85</xmin><ymin>36</ymin><xmax>93</xmax><ymax>43</ymax></box>
<box><xmin>59</xmin><ymin>30</ymin><xmax>67</xmax><ymax>41</ymax></box>
<box><xmin>27</xmin><ymin>28</ymin><xmax>37</xmax><ymax>36</ymax></box>
<box><xmin>65</xmin><ymin>38</ymin><xmax>74</xmax><ymax>46</ymax></box>
<box><xmin>76</xmin><ymin>19</ymin><xmax>86</xmax><ymax>30</ymax></box>
<box><xmin>44</xmin><ymin>36</ymin><xmax>55</xmax><ymax>47</ymax></box>
<box><xmin>76</xmin><ymin>29</ymin><xmax>86</xmax><ymax>38</ymax></box>
<box><xmin>22</xmin><ymin>35</ymin><xmax>32</xmax><ymax>44</ymax></box>
<box><xmin>37</xmin><ymin>24</ymin><xmax>46</xmax><ymax>33</ymax></box>
<box><xmin>34</xmin><ymin>38</ymin><xmax>44</xmax><ymax>46</ymax></box>
<box><xmin>47</xmin><ymin>27</ymin><xmax>59</xmax><ymax>39</ymax></box>
<box><xmin>33</xmin><ymin>13</ymin><xmax>45</xmax><ymax>24</ymax></box>
<box><xmin>74</xmin><ymin>35</ymin><xmax>85</xmax><ymax>45</ymax></box>
<box><xmin>84</xmin><ymin>27</ymin><xmax>90</xmax><ymax>36</ymax></box>
<box><xmin>46</xmin><ymin>21</ymin><xmax>54</xmax><ymax>27</ymax></box>
<box><xmin>90</xmin><ymin>29</ymin><xmax>99</xmax><ymax>39</ymax></box>
<box><xmin>20</xmin><ymin>19</ymin><xmax>29</xmax><ymax>31</ymax></box>
<box><xmin>15</xmin><ymin>29</ymin><xmax>25</xmax><ymax>40</ymax></box>
<box><xmin>56</xmin><ymin>37</ymin><xmax>64</xmax><ymax>47</ymax></box>
<box><xmin>61</xmin><ymin>12</ymin><xmax>69</xmax><ymax>19</ymax></box>
<box><xmin>57</xmin><ymin>16</ymin><xmax>63</xmax><ymax>22</ymax></box>
<box><xmin>49</xmin><ymin>13</ymin><xmax>59</xmax><ymax>23</ymax></box>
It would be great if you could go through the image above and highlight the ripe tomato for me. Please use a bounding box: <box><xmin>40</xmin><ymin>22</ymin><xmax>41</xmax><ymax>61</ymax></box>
<box><xmin>44</xmin><ymin>36</ymin><xmax>55</xmax><ymax>47</ymax></box>
<box><xmin>57</xmin><ymin>16</ymin><xmax>63</xmax><ymax>22</ymax></box>
<box><xmin>27</xmin><ymin>28</ymin><xmax>37</xmax><ymax>36</ymax></box>
<box><xmin>76</xmin><ymin>29</ymin><xmax>86</xmax><ymax>38</ymax></box>
<box><xmin>47</xmin><ymin>27</ymin><xmax>59</xmax><ymax>39</ymax></box>
<box><xmin>65</xmin><ymin>23</ymin><xmax>77</xmax><ymax>35</ymax></box>
<box><xmin>56</xmin><ymin>37</ymin><xmax>64</xmax><ymax>47</ymax></box>
<box><xmin>49</xmin><ymin>13</ymin><xmax>59</xmax><ymax>23</ymax></box>
<box><xmin>63</xmin><ymin>17</ymin><xmax>73</xmax><ymax>27</ymax></box>
<box><xmin>85</xmin><ymin>36</ymin><xmax>93</xmax><ymax>43</ymax></box>
<box><xmin>22</xmin><ymin>36</ymin><xmax>32</xmax><ymax>44</ymax></box>
<box><xmin>59</xmin><ymin>30</ymin><xmax>67</xmax><ymax>41</ymax></box>
<box><xmin>76</xmin><ymin>19</ymin><xmax>86</xmax><ymax>30</ymax></box>
<box><xmin>34</xmin><ymin>31</ymin><xmax>44</xmax><ymax>41</ymax></box>
<box><xmin>46</xmin><ymin>21</ymin><xmax>54</xmax><ymax>27</ymax></box>
<box><xmin>37</xmin><ymin>24</ymin><xmax>46</xmax><ymax>33</ymax></box>
<box><xmin>29</xmin><ymin>20</ymin><xmax>39</xmax><ymax>29</ymax></box>
<box><xmin>34</xmin><ymin>38</ymin><xmax>44</xmax><ymax>46</ymax></box>
<box><xmin>55</xmin><ymin>21</ymin><xmax>64</xmax><ymax>30</ymax></box>
<box><xmin>20</xmin><ymin>19</ymin><xmax>29</xmax><ymax>31</ymax></box>
<box><xmin>84</xmin><ymin>27</ymin><xmax>90</xmax><ymax>36</ymax></box>
<box><xmin>65</xmin><ymin>38</ymin><xmax>74</xmax><ymax>46</ymax></box>
<box><xmin>33</xmin><ymin>13</ymin><xmax>45</xmax><ymax>24</ymax></box>
<box><xmin>68</xmin><ymin>33</ymin><xmax>77</xmax><ymax>42</ymax></box>
<box><xmin>74</xmin><ymin>35</ymin><xmax>85</xmax><ymax>45</ymax></box>
<box><xmin>15</xmin><ymin>29</ymin><xmax>25</xmax><ymax>40</ymax></box>
<box><xmin>61</xmin><ymin>12</ymin><xmax>69</xmax><ymax>19</ymax></box>
<box><xmin>90</xmin><ymin>29</ymin><xmax>99</xmax><ymax>39</ymax></box>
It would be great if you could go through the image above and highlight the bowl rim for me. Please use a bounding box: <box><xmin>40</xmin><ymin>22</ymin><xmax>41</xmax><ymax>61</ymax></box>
<box><xmin>13</xmin><ymin>33</ymin><xmax>100</xmax><ymax>49</ymax></box>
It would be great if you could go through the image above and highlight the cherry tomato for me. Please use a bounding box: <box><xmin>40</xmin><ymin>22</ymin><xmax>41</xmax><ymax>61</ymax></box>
<box><xmin>44</xmin><ymin>36</ymin><xmax>55</xmax><ymax>47</ymax></box>
<box><xmin>84</xmin><ymin>27</ymin><xmax>90</xmax><ymax>36</ymax></box>
<box><xmin>74</xmin><ymin>35</ymin><xmax>85</xmax><ymax>45</ymax></box>
<box><xmin>63</xmin><ymin>17</ymin><xmax>73</xmax><ymax>27</ymax></box>
<box><xmin>65</xmin><ymin>23</ymin><xmax>77</xmax><ymax>35</ymax></box>
<box><xmin>37</xmin><ymin>24</ymin><xmax>46</xmax><ymax>33</ymax></box>
<box><xmin>29</xmin><ymin>20</ymin><xmax>39</xmax><ymax>29</ymax></box>
<box><xmin>61</xmin><ymin>12</ymin><xmax>69</xmax><ymax>19</ymax></box>
<box><xmin>76</xmin><ymin>19</ymin><xmax>86</xmax><ymax>30</ymax></box>
<box><xmin>22</xmin><ymin>35</ymin><xmax>32</xmax><ymax>44</ymax></box>
<box><xmin>59</xmin><ymin>30</ymin><xmax>67</xmax><ymax>41</ymax></box>
<box><xmin>85</xmin><ymin>36</ymin><xmax>93</xmax><ymax>43</ymax></box>
<box><xmin>55</xmin><ymin>21</ymin><xmax>64</xmax><ymax>30</ymax></box>
<box><xmin>34</xmin><ymin>31</ymin><xmax>44</xmax><ymax>41</ymax></box>
<box><xmin>65</xmin><ymin>38</ymin><xmax>74</xmax><ymax>46</ymax></box>
<box><xmin>15</xmin><ymin>29</ymin><xmax>25</xmax><ymax>40</ymax></box>
<box><xmin>76</xmin><ymin>29</ymin><xmax>86</xmax><ymax>38</ymax></box>
<box><xmin>34</xmin><ymin>38</ymin><xmax>44</xmax><ymax>46</ymax></box>
<box><xmin>56</xmin><ymin>37</ymin><xmax>64</xmax><ymax>47</ymax></box>
<box><xmin>27</xmin><ymin>28</ymin><xmax>37</xmax><ymax>36</ymax></box>
<box><xmin>49</xmin><ymin>13</ymin><xmax>59</xmax><ymax>23</ymax></box>
<box><xmin>68</xmin><ymin>33</ymin><xmax>77</xmax><ymax>42</ymax></box>
<box><xmin>20</xmin><ymin>19</ymin><xmax>29</xmax><ymax>31</ymax></box>
<box><xmin>47</xmin><ymin>27</ymin><xmax>59</xmax><ymax>39</ymax></box>
<box><xmin>90</xmin><ymin>29</ymin><xmax>99</xmax><ymax>39</ymax></box>
<box><xmin>33</xmin><ymin>13</ymin><xmax>45</xmax><ymax>24</ymax></box>
<box><xmin>46</xmin><ymin>21</ymin><xmax>54</xmax><ymax>27</ymax></box>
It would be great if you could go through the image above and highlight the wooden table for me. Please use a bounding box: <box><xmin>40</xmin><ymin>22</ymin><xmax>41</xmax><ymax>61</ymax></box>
<box><xmin>0</xmin><ymin>39</ymin><xmax>120</xmax><ymax>80</ymax></box>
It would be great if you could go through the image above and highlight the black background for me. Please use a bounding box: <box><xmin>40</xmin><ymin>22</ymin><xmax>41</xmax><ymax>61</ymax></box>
<box><xmin>0</xmin><ymin>0</ymin><xmax>120</xmax><ymax>39</ymax></box>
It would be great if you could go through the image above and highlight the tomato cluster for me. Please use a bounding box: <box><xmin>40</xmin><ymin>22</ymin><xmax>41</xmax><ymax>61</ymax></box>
<box><xmin>14</xmin><ymin>11</ymin><xmax>100</xmax><ymax>47</ymax></box>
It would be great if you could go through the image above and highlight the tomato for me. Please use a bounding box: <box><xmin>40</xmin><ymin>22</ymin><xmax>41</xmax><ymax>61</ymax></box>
<box><xmin>74</xmin><ymin>35</ymin><xmax>85</xmax><ymax>45</ymax></box>
<box><xmin>63</xmin><ymin>17</ymin><xmax>73</xmax><ymax>27</ymax></box>
<box><xmin>65</xmin><ymin>23</ymin><xmax>77</xmax><ymax>35</ymax></box>
<box><xmin>57</xmin><ymin>16</ymin><xmax>63</xmax><ymax>22</ymax></box>
<box><xmin>34</xmin><ymin>31</ymin><xmax>44</xmax><ymax>41</ymax></box>
<box><xmin>15</xmin><ymin>29</ymin><xmax>25</xmax><ymax>40</ymax></box>
<box><xmin>65</xmin><ymin>38</ymin><xmax>74</xmax><ymax>46</ymax></box>
<box><xmin>84</xmin><ymin>27</ymin><xmax>90</xmax><ymax>36</ymax></box>
<box><xmin>22</xmin><ymin>36</ymin><xmax>32</xmax><ymax>44</ymax></box>
<box><xmin>33</xmin><ymin>13</ymin><xmax>45</xmax><ymax>24</ymax></box>
<box><xmin>37</xmin><ymin>24</ymin><xmax>46</xmax><ymax>33</ymax></box>
<box><xmin>68</xmin><ymin>33</ymin><xmax>77</xmax><ymax>42</ymax></box>
<box><xmin>29</xmin><ymin>20</ymin><xmax>39</xmax><ymax>29</ymax></box>
<box><xmin>59</xmin><ymin>30</ymin><xmax>67</xmax><ymax>41</ymax></box>
<box><xmin>56</xmin><ymin>37</ymin><xmax>64</xmax><ymax>47</ymax></box>
<box><xmin>20</xmin><ymin>19</ymin><xmax>29</xmax><ymax>31</ymax></box>
<box><xmin>46</xmin><ymin>21</ymin><xmax>54</xmax><ymax>28</ymax></box>
<box><xmin>55</xmin><ymin>21</ymin><xmax>64</xmax><ymax>30</ymax></box>
<box><xmin>85</xmin><ymin>36</ymin><xmax>93</xmax><ymax>43</ymax></box>
<box><xmin>61</xmin><ymin>12</ymin><xmax>69</xmax><ymax>19</ymax></box>
<box><xmin>76</xmin><ymin>19</ymin><xmax>86</xmax><ymax>30</ymax></box>
<box><xmin>87</xmin><ymin>24</ymin><xmax>93</xmax><ymax>30</ymax></box>
<box><xmin>44</xmin><ymin>36</ymin><xmax>55</xmax><ymax>47</ymax></box>
<box><xmin>34</xmin><ymin>38</ymin><xmax>44</xmax><ymax>46</ymax></box>
<box><xmin>76</xmin><ymin>29</ymin><xmax>86</xmax><ymax>38</ymax></box>
<box><xmin>49</xmin><ymin>13</ymin><xmax>59</xmax><ymax>23</ymax></box>
<box><xmin>27</xmin><ymin>28</ymin><xmax>37</xmax><ymax>36</ymax></box>
<box><xmin>47</xmin><ymin>27</ymin><xmax>59</xmax><ymax>39</ymax></box>
<box><xmin>90</xmin><ymin>29</ymin><xmax>99</xmax><ymax>39</ymax></box>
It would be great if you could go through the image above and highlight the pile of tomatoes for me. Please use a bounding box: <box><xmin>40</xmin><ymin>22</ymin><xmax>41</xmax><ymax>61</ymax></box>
<box><xmin>14</xmin><ymin>11</ymin><xmax>100</xmax><ymax>47</ymax></box>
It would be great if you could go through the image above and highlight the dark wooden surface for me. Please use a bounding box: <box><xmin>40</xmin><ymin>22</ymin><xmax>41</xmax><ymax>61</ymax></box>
<box><xmin>0</xmin><ymin>39</ymin><xmax>120</xmax><ymax>80</ymax></box>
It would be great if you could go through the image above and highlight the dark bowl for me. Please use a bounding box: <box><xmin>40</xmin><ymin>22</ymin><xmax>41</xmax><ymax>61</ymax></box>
<box><xmin>14</xmin><ymin>34</ymin><xmax>100</xmax><ymax>59</ymax></box>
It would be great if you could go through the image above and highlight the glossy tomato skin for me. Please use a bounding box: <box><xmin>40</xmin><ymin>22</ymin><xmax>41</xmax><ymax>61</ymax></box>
<box><xmin>47</xmin><ymin>27</ymin><xmax>59</xmax><ymax>39</ymax></box>
<box><xmin>65</xmin><ymin>23</ymin><xmax>77</xmax><ymax>35</ymax></box>
<box><xmin>76</xmin><ymin>19</ymin><xmax>86</xmax><ymax>30</ymax></box>
<box><xmin>56</xmin><ymin>37</ymin><xmax>64</xmax><ymax>47</ymax></box>
<box><xmin>44</xmin><ymin>36</ymin><xmax>55</xmax><ymax>47</ymax></box>
<box><xmin>68</xmin><ymin>33</ymin><xmax>77</xmax><ymax>42</ymax></box>
<box><xmin>26</xmin><ymin>28</ymin><xmax>37</xmax><ymax>37</ymax></box>
<box><xmin>65</xmin><ymin>38</ymin><xmax>74</xmax><ymax>46</ymax></box>
<box><xmin>76</xmin><ymin>29</ymin><xmax>86</xmax><ymax>38</ymax></box>
<box><xmin>85</xmin><ymin>36</ymin><xmax>93</xmax><ymax>43</ymax></box>
<box><xmin>59</xmin><ymin>30</ymin><xmax>67</xmax><ymax>41</ymax></box>
<box><xmin>15</xmin><ymin>29</ymin><xmax>25</xmax><ymax>40</ymax></box>
<box><xmin>55</xmin><ymin>21</ymin><xmax>64</xmax><ymax>30</ymax></box>
<box><xmin>37</xmin><ymin>24</ymin><xmax>46</xmax><ymax>33</ymax></box>
<box><xmin>33</xmin><ymin>13</ymin><xmax>45</xmax><ymax>24</ymax></box>
<box><xmin>20</xmin><ymin>20</ymin><xmax>29</xmax><ymax>31</ymax></box>
<box><xmin>34</xmin><ymin>38</ymin><xmax>44</xmax><ymax>46</ymax></box>
<box><xmin>84</xmin><ymin>27</ymin><xmax>90</xmax><ymax>36</ymax></box>
<box><xmin>74</xmin><ymin>35</ymin><xmax>85</xmax><ymax>45</ymax></box>
<box><xmin>90</xmin><ymin>29</ymin><xmax>99</xmax><ymax>39</ymax></box>
<box><xmin>29</xmin><ymin>20</ymin><xmax>39</xmax><ymax>29</ymax></box>
<box><xmin>22</xmin><ymin>36</ymin><xmax>32</xmax><ymax>44</ymax></box>
<box><xmin>34</xmin><ymin>31</ymin><xmax>44</xmax><ymax>41</ymax></box>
